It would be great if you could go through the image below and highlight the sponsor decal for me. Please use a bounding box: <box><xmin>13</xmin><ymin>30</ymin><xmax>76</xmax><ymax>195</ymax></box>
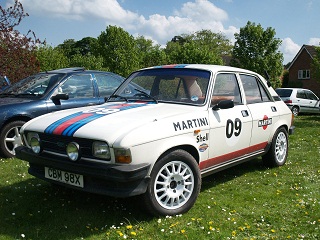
<box><xmin>258</xmin><ymin>115</ymin><xmax>272</xmax><ymax>130</ymax></box>
<box><xmin>45</xmin><ymin>103</ymin><xmax>148</xmax><ymax>136</ymax></box>
<box><xmin>173</xmin><ymin>117</ymin><xmax>209</xmax><ymax>131</ymax></box>
<box><xmin>196</xmin><ymin>133</ymin><xmax>209</xmax><ymax>143</ymax></box>
<box><xmin>199</xmin><ymin>143</ymin><xmax>208</xmax><ymax>152</ymax></box>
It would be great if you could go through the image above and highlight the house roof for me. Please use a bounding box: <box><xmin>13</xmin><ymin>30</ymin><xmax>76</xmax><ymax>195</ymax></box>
<box><xmin>287</xmin><ymin>45</ymin><xmax>317</xmax><ymax>70</ymax></box>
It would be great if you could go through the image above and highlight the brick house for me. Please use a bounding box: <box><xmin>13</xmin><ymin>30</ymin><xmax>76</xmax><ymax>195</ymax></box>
<box><xmin>287</xmin><ymin>45</ymin><xmax>320</xmax><ymax>97</ymax></box>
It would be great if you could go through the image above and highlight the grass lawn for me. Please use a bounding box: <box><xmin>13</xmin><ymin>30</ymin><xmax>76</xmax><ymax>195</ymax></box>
<box><xmin>0</xmin><ymin>115</ymin><xmax>319</xmax><ymax>239</ymax></box>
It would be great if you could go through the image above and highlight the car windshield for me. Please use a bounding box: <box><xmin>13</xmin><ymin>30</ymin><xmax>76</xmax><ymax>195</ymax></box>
<box><xmin>275</xmin><ymin>89</ymin><xmax>292</xmax><ymax>98</ymax></box>
<box><xmin>1</xmin><ymin>73</ymin><xmax>65</xmax><ymax>97</ymax></box>
<box><xmin>110</xmin><ymin>68</ymin><xmax>211</xmax><ymax>105</ymax></box>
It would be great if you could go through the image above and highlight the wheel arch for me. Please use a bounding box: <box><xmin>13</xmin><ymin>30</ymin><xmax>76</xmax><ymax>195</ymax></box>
<box><xmin>156</xmin><ymin>144</ymin><xmax>200</xmax><ymax>165</ymax></box>
<box><xmin>0</xmin><ymin>115</ymin><xmax>32</xmax><ymax>130</ymax></box>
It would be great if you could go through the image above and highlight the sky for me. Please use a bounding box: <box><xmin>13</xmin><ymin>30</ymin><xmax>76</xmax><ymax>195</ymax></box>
<box><xmin>3</xmin><ymin>0</ymin><xmax>320</xmax><ymax>64</ymax></box>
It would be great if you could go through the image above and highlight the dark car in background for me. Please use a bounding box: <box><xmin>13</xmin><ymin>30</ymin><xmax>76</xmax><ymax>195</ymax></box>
<box><xmin>0</xmin><ymin>67</ymin><xmax>124</xmax><ymax>158</ymax></box>
<box><xmin>275</xmin><ymin>88</ymin><xmax>320</xmax><ymax>116</ymax></box>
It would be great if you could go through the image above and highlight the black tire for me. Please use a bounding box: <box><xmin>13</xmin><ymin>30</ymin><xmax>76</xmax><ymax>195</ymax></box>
<box><xmin>0</xmin><ymin>120</ymin><xmax>26</xmax><ymax>158</ymax></box>
<box><xmin>291</xmin><ymin>106</ymin><xmax>299</xmax><ymax>116</ymax></box>
<box><xmin>143</xmin><ymin>149</ymin><xmax>201</xmax><ymax>216</ymax></box>
<box><xmin>263</xmin><ymin>127</ymin><xmax>288</xmax><ymax>167</ymax></box>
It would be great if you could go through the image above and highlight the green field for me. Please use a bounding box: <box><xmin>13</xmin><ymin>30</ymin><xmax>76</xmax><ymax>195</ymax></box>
<box><xmin>0</xmin><ymin>115</ymin><xmax>319</xmax><ymax>239</ymax></box>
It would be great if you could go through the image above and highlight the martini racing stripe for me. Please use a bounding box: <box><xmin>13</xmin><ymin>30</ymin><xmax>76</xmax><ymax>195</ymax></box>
<box><xmin>44</xmin><ymin>112</ymin><xmax>84</xmax><ymax>135</ymax></box>
<box><xmin>44</xmin><ymin>103</ymin><xmax>150</xmax><ymax>136</ymax></box>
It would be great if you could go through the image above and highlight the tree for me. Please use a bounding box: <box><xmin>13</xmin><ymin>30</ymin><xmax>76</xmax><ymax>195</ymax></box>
<box><xmin>95</xmin><ymin>25</ymin><xmax>139</xmax><ymax>77</ymax></box>
<box><xmin>69</xmin><ymin>54</ymin><xmax>104</xmax><ymax>70</ymax></box>
<box><xmin>311</xmin><ymin>46</ymin><xmax>320</xmax><ymax>82</ymax></box>
<box><xmin>166</xmin><ymin>40</ymin><xmax>223</xmax><ymax>65</ymax></box>
<box><xmin>0</xmin><ymin>0</ymin><xmax>42</xmax><ymax>83</ymax></box>
<box><xmin>36</xmin><ymin>45</ymin><xmax>69</xmax><ymax>71</ymax></box>
<box><xmin>56</xmin><ymin>37</ymin><xmax>98</xmax><ymax>58</ymax></box>
<box><xmin>231</xmin><ymin>21</ymin><xmax>283</xmax><ymax>87</ymax></box>
<box><xmin>135</xmin><ymin>35</ymin><xmax>167</xmax><ymax>68</ymax></box>
<box><xmin>185</xmin><ymin>30</ymin><xmax>233</xmax><ymax>55</ymax></box>
<box><xmin>165</xmin><ymin>30</ymin><xmax>228</xmax><ymax>65</ymax></box>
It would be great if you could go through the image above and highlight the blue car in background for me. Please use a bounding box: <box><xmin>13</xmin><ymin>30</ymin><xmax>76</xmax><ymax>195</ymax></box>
<box><xmin>0</xmin><ymin>75</ymin><xmax>10</xmax><ymax>91</ymax></box>
<box><xmin>0</xmin><ymin>67</ymin><xmax>124</xmax><ymax>158</ymax></box>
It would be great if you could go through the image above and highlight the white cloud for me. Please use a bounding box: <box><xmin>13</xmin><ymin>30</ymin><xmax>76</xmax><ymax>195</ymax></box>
<box><xmin>308</xmin><ymin>38</ymin><xmax>320</xmax><ymax>46</ymax></box>
<box><xmin>17</xmin><ymin>0</ymin><xmax>238</xmax><ymax>46</ymax></box>
<box><xmin>134</xmin><ymin>0</ymin><xmax>237</xmax><ymax>45</ymax></box>
<box><xmin>280</xmin><ymin>38</ymin><xmax>301</xmax><ymax>64</ymax></box>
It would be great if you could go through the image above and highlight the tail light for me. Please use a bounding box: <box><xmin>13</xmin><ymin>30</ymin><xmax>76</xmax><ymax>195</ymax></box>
<box><xmin>284</xmin><ymin>100</ymin><xmax>292</xmax><ymax>104</ymax></box>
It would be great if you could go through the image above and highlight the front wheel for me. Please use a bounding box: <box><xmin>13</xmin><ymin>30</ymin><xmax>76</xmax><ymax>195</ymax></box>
<box><xmin>0</xmin><ymin>120</ymin><xmax>26</xmax><ymax>158</ymax></box>
<box><xmin>143</xmin><ymin>149</ymin><xmax>201</xmax><ymax>216</ymax></box>
<box><xmin>263</xmin><ymin>127</ymin><xmax>288</xmax><ymax>167</ymax></box>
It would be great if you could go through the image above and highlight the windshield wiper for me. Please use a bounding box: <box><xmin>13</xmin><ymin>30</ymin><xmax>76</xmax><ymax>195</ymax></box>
<box><xmin>134</xmin><ymin>88</ymin><xmax>158</xmax><ymax>103</ymax></box>
<box><xmin>105</xmin><ymin>94</ymin><xmax>128</xmax><ymax>102</ymax></box>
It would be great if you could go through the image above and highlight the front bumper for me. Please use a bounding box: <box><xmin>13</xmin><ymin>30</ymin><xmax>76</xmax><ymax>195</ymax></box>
<box><xmin>15</xmin><ymin>146</ymin><xmax>151</xmax><ymax>197</ymax></box>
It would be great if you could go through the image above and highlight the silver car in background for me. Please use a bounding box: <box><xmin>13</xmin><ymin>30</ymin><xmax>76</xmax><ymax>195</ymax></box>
<box><xmin>275</xmin><ymin>88</ymin><xmax>320</xmax><ymax>116</ymax></box>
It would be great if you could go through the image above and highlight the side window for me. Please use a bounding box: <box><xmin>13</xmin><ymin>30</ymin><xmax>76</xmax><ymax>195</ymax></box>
<box><xmin>240</xmin><ymin>75</ymin><xmax>271</xmax><ymax>104</ymax></box>
<box><xmin>306</xmin><ymin>90</ymin><xmax>318</xmax><ymax>100</ymax></box>
<box><xmin>59</xmin><ymin>74</ymin><xmax>94</xmax><ymax>98</ymax></box>
<box><xmin>296</xmin><ymin>90</ymin><xmax>307</xmax><ymax>99</ymax></box>
<box><xmin>211</xmin><ymin>73</ymin><xmax>242</xmax><ymax>106</ymax></box>
<box><xmin>95</xmin><ymin>74</ymin><xmax>123</xmax><ymax>97</ymax></box>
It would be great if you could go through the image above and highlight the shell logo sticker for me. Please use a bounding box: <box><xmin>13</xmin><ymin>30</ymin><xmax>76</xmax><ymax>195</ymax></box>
<box><xmin>258</xmin><ymin>115</ymin><xmax>272</xmax><ymax>130</ymax></box>
<box><xmin>199</xmin><ymin>143</ymin><xmax>209</xmax><ymax>152</ymax></box>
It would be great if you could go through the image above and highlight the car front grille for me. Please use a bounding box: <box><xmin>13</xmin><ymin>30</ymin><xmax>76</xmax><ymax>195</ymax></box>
<box><xmin>38</xmin><ymin>133</ymin><xmax>93</xmax><ymax>158</ymax></box>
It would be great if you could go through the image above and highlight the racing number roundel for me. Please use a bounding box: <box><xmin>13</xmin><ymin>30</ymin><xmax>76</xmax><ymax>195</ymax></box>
<box><xmin>225</xmin><ymin>118</ymin><xmax>242</xmax><ymax>146</ymax></box>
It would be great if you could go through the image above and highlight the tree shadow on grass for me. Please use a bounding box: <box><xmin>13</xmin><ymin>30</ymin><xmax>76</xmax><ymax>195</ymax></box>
<box><xmin>0</xmin><ymin>177</ymin><xmax>152</xmax><ymax>240</ymax></box>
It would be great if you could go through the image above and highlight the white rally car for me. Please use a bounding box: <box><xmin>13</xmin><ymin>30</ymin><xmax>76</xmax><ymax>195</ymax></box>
<box><xmin>16</xmin><ymin>64</ymin><xmax>294</xmax><ymax>216</ymax></box>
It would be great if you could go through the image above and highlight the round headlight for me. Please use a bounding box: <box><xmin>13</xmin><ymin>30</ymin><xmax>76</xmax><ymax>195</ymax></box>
<box><xmin>66</xmin><ymin>142</ymin><xmax>80</xmax><ymax>161</ymax></box>
<box><xmin>30</xmin><ymin>136</ymin><xmax>41</xmax><ymax>154</ymax></box>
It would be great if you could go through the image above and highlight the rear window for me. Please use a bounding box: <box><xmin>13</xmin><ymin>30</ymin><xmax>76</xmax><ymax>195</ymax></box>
<box><xmin>275</xmin><ymin>89</ymin><xmax>292</xmax><ymax>97</ymax></box>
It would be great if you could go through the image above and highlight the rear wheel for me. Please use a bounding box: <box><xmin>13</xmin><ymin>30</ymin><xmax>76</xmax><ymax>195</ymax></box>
<box><xmin>143</xmin><ymin>149</ymin><xmax>201</xmax><ymax>216</ymax></box>
<box><xmin>0</xmin><ymin>121</ymin><xmax>26</xmax><ymax>158</ymax></box>
<box><xmin>263</xmin><ymin>127</ymin><xmax>288</xmax><ymax>167</ymax></box>
<box><xmin>291</xmin><ymin>106</ymin><xmax>299</xmax><ymax>116</ymax></box>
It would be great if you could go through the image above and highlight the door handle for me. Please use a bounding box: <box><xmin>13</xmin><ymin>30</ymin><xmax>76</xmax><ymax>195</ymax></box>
<box><xmin>241</xmin><ymin>110</ymin><xmax>249</xmax><ymax>117</ymax></box>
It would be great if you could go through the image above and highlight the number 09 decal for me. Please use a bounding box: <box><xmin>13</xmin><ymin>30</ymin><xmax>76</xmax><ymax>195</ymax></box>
<box><xmin>226</xmin><ymin>118</ymin><xmax>242</xmax><ymax>138</ymax></box>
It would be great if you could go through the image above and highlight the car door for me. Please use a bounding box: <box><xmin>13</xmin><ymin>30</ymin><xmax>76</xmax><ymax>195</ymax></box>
<box><xmin>203</xmin><ymin>73</ymin><xmax>252</xmax><ymax>170</ymax></box>
<box><xmin>304</xmin><ymin>90</ymin><xmax>320</xmax><ymax>113</ymax></box>
<box><xmin>46</xmin><ymin>73</ymin><xmax>100</xmax><ymax>112</ymax></box>
<box><xmin>295</xmin><ymin>89</ymin><xmax>311</xmax><ymax>112</ymax></box>
<box><xmin>239</xmin><ymin>74</ymin><xmax>279</xmax><ymax>149</ymax></box>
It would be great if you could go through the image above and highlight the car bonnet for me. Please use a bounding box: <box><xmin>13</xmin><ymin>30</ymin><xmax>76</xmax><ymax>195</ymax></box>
<box><xmin>21</xmin><ymin>102</ymin><xmax>201</xmax><ymax>145</ymax></box>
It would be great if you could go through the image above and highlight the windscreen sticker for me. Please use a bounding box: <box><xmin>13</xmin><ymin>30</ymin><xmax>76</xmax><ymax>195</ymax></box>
<box><xmin>44</xmin><ymin>103</ymin><xmax>148</xmax><ymax>136</ymax></box>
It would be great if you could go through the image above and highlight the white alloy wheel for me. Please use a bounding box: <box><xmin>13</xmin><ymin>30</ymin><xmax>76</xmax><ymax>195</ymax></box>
<box><xmin>143</xmin><ymin>149</ymin><xmax>201</xmax><ymax>216</ymax></box>
<box><xmin>154</xmin><ymin>160</ymin><xmax>195</xmax><ymax>210</ymax></box>
<box><xmin>274</xmin><ymin>131</ymin><xmax>287</xmax><ymax>164</ymax></box>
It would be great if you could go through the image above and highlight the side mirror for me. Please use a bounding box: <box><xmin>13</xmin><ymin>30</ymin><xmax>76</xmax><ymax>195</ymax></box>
<box><xmin>212</xmin><ymin>99</ymin><xmax>234</xmax><ymax>110</ymax></box>
<box><xmin>51</xmin><ymin>93</ymin><xmax>69</xmax><ymax>101</ymax></box>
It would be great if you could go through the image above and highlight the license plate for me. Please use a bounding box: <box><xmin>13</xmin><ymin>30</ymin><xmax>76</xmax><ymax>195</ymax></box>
<box><xmin>45</xmin><ymin>167</ymin><xmax>84</xmax><ymax>188</ymax></box>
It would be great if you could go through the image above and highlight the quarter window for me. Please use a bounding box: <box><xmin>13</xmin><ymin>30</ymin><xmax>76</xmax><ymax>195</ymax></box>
<box><xmin>240</xmin><ymin>75</ymin><xmax>271</xmax><ymax>104</ymax></box>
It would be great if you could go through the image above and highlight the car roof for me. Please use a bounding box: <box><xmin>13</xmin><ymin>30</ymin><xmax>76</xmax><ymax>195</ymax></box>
<box><xmin>276</xmin><ymin>88</ymin><xmax>312</xmax><ymax>91</ymax></box>
<box><xmin>40</xmin><ymin>67</ymin><xmax>122</xmax><ymax>77</ymax></box>
<box><xmin>146</xmin><ymin>64</ymin><xmax>260</xmax><ymax>76</ymax></box>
